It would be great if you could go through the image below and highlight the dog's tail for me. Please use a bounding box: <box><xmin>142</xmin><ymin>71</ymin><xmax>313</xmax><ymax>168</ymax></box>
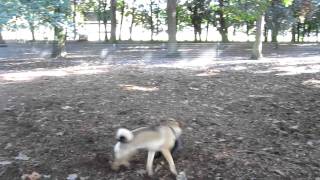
<box><xmin>116</xmin><ymin>128</ymin><xmax>133</xmax><ymax>143</ymax></box>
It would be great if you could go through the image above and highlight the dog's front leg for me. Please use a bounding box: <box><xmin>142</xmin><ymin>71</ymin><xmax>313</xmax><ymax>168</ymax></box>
<box><xmin>147</xmin><ymin>151</ymin><xmax>156</xmax><ymax>176</ymax></box>
<box><xmin>161</xmin><ymin>149</ymin><xmax>177</xmax><ymax>176</ymax></box>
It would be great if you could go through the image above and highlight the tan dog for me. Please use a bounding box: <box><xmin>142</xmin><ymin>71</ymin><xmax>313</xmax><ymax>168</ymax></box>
<box><xmin>111</xmin><ymin>120</ymin><xmax>182</xmax><ymax>176</ymax></box>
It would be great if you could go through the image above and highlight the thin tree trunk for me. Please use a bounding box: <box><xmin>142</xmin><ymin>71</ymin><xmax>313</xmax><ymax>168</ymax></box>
<box><xmin>264</xmin><ymin>25</ymin><xmax>268</xmax><ymax>42</ymax></box>
<box><xmin>29</xmin><ymin>22</ymin><xmax>36</xmax><ymax>41</ymax></box>
<box><xmin>73</xmin><ymin>0</ymin><xmax>77</xmax><ymax>40</ymax></box>
<box><xmin>316</xmin><ymin>25</ymin><xmax>319</xmax><ymax>42</ymax></box>
<box><xmin>291</xmin><ymin>23</ymin><xmax>296</xmax><ymax>42</ymax></box>
<box><xmin>205</xmin><ymin>21</ymin><xmax>209</xmax><ymax>42</ymax></box>
<box><xmin>103</xmin><ymin>0</ymin><xmax>109</xmax><ymax>42</ymax></box>
<box><xmin>110</xmin><ymin>0</ymin><xmax>117</xmax><ymax>43</ymax></box>
<box><xmin>297</xmin><ymin>23</ymin><xmax>300</xmax><ymax>42</ymax></box>
<box><xmin>118</xmin><ymin>1</ymin><xmax>125</xmax><ymax>41</ymax></box>
<box><xmin>104</xmin><ymin>22</ymin><xmax>108</xmax><ymax>41</ymax></box>
<box><xmin>98</xmin><ymin>0</ymin><xmax>101</xmax><ymax>41</ymax></box>
<box><xmin>251</xmin><ymin>14</ymin><xmax>264</xmax><ymax>60</ymax></box>
<box><xmin>0</xmin><ymin>27</ymin><xmax>5</xmax><ymax>44</ymax></box>
<box><xmin>167</xmin><ymin>0</ymin><xmax>177</xmax><ymax>55</ymax></box>
<box><xmin>150</xmin><ymin>2</ymin><xmax>154</xmax><ymax>41</ymax></box>
<box><xmin>302</xmin><ymin>23</ymin><xmax>306</xmax><ymax>42</ymax></box>
<box><xmin>129</xmin><ymin>12</ymin><xmax>135</xmax><ymax>41</ymax></box>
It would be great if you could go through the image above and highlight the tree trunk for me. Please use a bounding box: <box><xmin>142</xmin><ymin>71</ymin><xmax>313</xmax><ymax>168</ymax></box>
<box><xmin>110</xmin><ymin>0</ymin><xmax>117</xmax><ymax>43</ymax></box>
<box><xmin>98</xmin><ymin>0</ymin><xmax>101</xmax><ymax>41</ymax></box>
<box><xmin>51</xmin><ymin>7</ymin><xmax>66</xmax><ymax>58</ymax></box>
<box><xmin>118</xmin><ymin>1</ymin><xmax>125</xmax><ymax>41</ymax></box>
<box><xmin>271</xmin><ymin>23</ymin><xmax>279</xmax><ymax>43</ymax></box>
<box><xmin>297</xmin><ymin>23</ymin><xmax>300</xmax><ymax>42</ymax></box>
<box><xmin>104</xmin><ymin>22</ymin><xmax>108</xmax><ymax>41</ymax></box>
<box><xmin>150</xmin><ymin>2</ymin><xmax>154</xmax><ymax>41</ymax></box>
<box><xmin>205</xmin><ymin>21</ymin><xmax>209</xmax><ymax>42</ymax></box>
<box><xmin>316</xmin><ymin>25</ymin><xmax>319</xmax><ymax>42</ymax></box>
<box><xmin>0</xmin><ymin>27</ymin><xmax>5</xmax><ymax>44</ymax></box>
<box><xmin>264</xmin><ymin>25</ymin><xmax>268</xmax><ymax>42</ymax></box>
<box><xmin>194</xmin><ymin>26</ymin><xmax>197</xmax><ymax>42</ymax></box>
<box><xmin>29</xmin><ymin>22</ymin><xmax>36</xmax><ymax>41</ymax></box>
<box><xmin>291</xmin><ymin>23</ymin><xmax>296</xmax><ymax>42</ymax></box>
<box><xmin>167</xmin><ymin>0</ymin><xmax>177</xmax><ymax>55</ymax></box>
<box><xmin>73</xmin><ymin>0</ymin><xmax>77</xmax><ymax>40</ymax></box>
<box><xmin>251</xmin><ymin>14</ymin><xmax>264</xmax><ymax>60</ymax></box>
<box><xmin>129</xmin><ymin>11</ymin><xmax>135</xmax><ymax>41</ymax></box>
<box><xmin>51</xmin><ymin>26</ymin><xmax>66</xmax><ymax>58</ymax></box>
<box><xmin>218</xmin><ymin>0</ymin><xmax>229</xmax><ymax>42</ymax></box>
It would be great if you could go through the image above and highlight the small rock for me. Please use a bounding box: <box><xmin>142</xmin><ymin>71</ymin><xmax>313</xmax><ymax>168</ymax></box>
<box><xmin>176</xmin><ymin>171</ymin><xmax>187</xmax><ymax>180</ymax></box>
<box><xmin>236</xmin><ymin>137</ymin><xmax>244</xmax><ymax>141</ymax></box>
<box><xmin>15</xmin><ymin>152</ymin><xmax>30</xmax><ymax>161</ymax></box>
<box><xmin>67</xmin><ymin>174</ymin><xmax>78</xmax><ymax>180</ymax></box>
<box><xmin>61</xmin><ymin>106</ymin><xmax>72</xmax><ymax>110</ymax></box>
<box><xmin>4</xmin><ymin>143</ymin><xmax>12</xmax><ymax>149</ymax></box>
<box><xmin>136</xmin><ymin>169</ymin><xmax>146</xmax><ymax>176</ymax></box>
<box><xmin>307</xmin><ymin>141</ymin><xmax>314</xmax><ymax>146</ymax></box>
<box><xmin>289</xmin><ymin>125</ymin><xmax>299</xmax><ymax>130</ymax></box>
<box><xmin>43</xmin><ymin>175</ymin><xmax>51</xmax><ymax>179</ymax></box>
<box><xmin>56</xmin><ymin>132</ymin><xmax>64</xmax><ymax>136</ymax></box>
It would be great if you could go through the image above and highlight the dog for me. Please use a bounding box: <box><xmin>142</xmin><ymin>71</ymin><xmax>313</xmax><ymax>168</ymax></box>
<box><xmin>111</xmin><ymin>120</ymin><xmax>182</xmax><ymax>176</ymax></box>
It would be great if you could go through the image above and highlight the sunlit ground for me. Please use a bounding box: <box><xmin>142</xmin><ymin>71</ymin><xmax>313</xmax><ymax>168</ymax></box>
<box><xmin>119</xmin><ymin>84</ymin><xmax>159</xmax><ymax>92</ymax></box>
<box><xmin>0</xmin><ymin>64</ymin><xmax>110</xmax><ymax>81</ymax></box>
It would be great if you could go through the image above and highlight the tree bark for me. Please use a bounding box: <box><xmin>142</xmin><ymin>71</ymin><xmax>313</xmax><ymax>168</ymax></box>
<box><xmin>29</xmin><ymin>22</ymin><xmax>36</xmax><ymax>41</ymax></box>
<box><xmin>150</xmin><ymin>2</ymin><xmax>154</xmax><ymax>41</ymax></box>
<box><xmin>73</xmin><ymin>0</ymin><xmax>77</xmax><ymax>40</ymax></box>
<box><xmin>0</xmin><ymin>27</ymin><xmax>5</xmax><ymax>44</ymax></box>
<box><xmin>167</xmin><ymin>0</ymin><xmax>177</xmax><ymax>55</ymax></box>
<box><xmin>110</xmin><ymin>0</ymin><xmax>117</xmax><ymax>43</ymax></box>
<box><xmin>218</xmin><ymin>0</ymin><xmax>228</xmax><ymax>42</ymax></box>
<box><xmin>118</xmin><ymin>1</ymin><xmax>125</xmax><ymax>41</ymax></box>
<box><xmin>291</xmin><ymin>23</ymin><xmax>296</xmax><ymax>43</ymax></box>
<box><xmin>205</xmin><ymin>21</ymin><xmax>209</xmax><ymax>42</ymax></box>
<box><xmin>251</xmin><ymin>14</ymin><xmax>265</xmax><ymax>60</ymax></box>
<box><xmin>51</xmin><ymin>26</ymin><xmax>66</xmax><ymax>58</ymax></box>
<box><xmin>51</xmin><ymin>7</ymin><xmax>66</xmax><ymax>58</ymax></box>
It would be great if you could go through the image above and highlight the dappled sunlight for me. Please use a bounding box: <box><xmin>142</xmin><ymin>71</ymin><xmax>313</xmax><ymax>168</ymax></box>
<box><xmin>274</xmin><ymin>64</ymin><xmax>320</xmax><ymax>76</ymax></box>
<box><xmin>196</xmin><ymin>69</ymin><xmax>220</xmax><ymax>77</ymax></box>
<box><xmin>302</xmin><ymin>79</ymin><xmax>320</xmax><ymax>88</ymax></box>
<box><xmin>119</xmin><ymin>84</ymin><xmax>159</xmax><ymax>92</ymax></box>
<box><xmin>0</xmin><ymin>64</ymin><xmax>110</xmax><ymax>82</ymax></box>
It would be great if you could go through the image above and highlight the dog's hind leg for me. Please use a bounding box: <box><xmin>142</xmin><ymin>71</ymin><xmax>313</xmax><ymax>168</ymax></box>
<box><xmin>147</xmin><ymin>151</ymin><xmax>156</xmax><ymax>176</ymax></box>
<box><xmin>161</xmin><ymin>149</ymin><xmax>177</xmax><ymax>176</ymax></box>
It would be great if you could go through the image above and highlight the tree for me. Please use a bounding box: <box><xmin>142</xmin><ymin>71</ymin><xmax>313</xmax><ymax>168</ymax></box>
<box><xmin>217</xmin><ymin>0</ymin><xmax>229</xmax><ymax>42</ymax></box>
<box><xmin>47</xmin><ymin>0</ymin><xmax>72</xmax><ymax>58</ymax></box>
<box><xmin>251</xmin><ymin>0</ymin><xmax>293</xmax><ymax>59</ymax></box>
<box><xmin>110</xmin><ymin>0</ymin><xmax>117</xmax><ymax>43</ymax></box>
<box><xmin>0</xmin><ymin>0</ymin><xmax>21</xmax><ymax>44</ymax></box>
<box><xmin>118</xmin><ymin>0</ymin><xmax>126</xmax><ymax>40</ymax></box>
<box><xmin>167</xmin><ymin>0</ymin><xmax>177</xmax><ymax>54</ymax></box>
<box><xmin>186</xmin><ymin>0</ymin><xmax>209</xmax><ymax>42</ymax></box>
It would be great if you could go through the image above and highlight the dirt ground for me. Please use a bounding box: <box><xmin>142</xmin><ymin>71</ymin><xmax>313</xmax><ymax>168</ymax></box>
<box><xmin>0</xmin><ymin>42</ymin><xmax>320</xmax><ymax>180</ymax></box>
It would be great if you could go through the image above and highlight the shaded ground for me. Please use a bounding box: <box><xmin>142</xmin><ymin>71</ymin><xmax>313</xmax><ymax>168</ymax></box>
<box><xmin>0</xmin><ymin>42</ymin><xmax>320</xmax><ymax>179</ymax></box>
